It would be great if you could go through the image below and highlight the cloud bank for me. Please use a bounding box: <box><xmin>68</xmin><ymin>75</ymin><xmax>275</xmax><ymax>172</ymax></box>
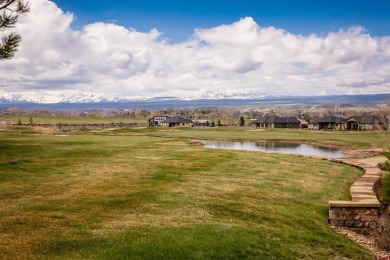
<box><xmin>1</xmin><ymin>0</ymin><xmax>390</xmax><ymax>99</ymax></box>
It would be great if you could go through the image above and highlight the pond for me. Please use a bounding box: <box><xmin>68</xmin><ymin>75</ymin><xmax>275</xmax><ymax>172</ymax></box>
<box><xmin>205</xmin><ymin>141</ymin><xmax>346</xmax><ymax>158</ymax></box>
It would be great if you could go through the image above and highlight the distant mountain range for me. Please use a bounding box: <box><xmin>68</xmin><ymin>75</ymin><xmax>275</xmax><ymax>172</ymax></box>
<box><xmin>0</xmin><ymin>90</ymin><xmax>128</xmax><ymax>104</ymax></box>
<box><xmin>0</xmin><ymin>90</ymin><xmax>389</xmax><ymax>110</ymax></box>
<box><xmin>0</xmin><ymin>90</ymin><xmax>266</xmax><ymax>104</ymax></box>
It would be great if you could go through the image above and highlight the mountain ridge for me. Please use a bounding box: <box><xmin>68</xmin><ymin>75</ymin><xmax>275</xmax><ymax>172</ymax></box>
<box><xmin>1</xmin><ymin>90</ymin><xmax>389</xmax><ymax>105</ymax></box>
<box><xmin>0</xmin><ymin>90</ymin><xmax>267</xmax><ymax>104</ymax></box>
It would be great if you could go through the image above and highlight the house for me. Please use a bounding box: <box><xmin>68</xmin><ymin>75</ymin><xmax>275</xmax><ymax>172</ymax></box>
<box><xmin>308</xmin><ymin>116</ymin><xmax>346</xmax><ymax>130</ymax></box>
<box><xmin>252</xmin><ymin>116</ymin><xmax>301</xmax><ymax>128</ymax></box>
<box><xmin>298</xmin><ymin>119</ymin><xmax>308</xmax><ymax>129</ymax></box>
<box><xmin>0</xmin><ymin>119</ymin><xmax>12</xmax><ymax>125</ymax></box>
<box><xmin>160</xmin><ymin>116</ymin><xmax>193</xmax><ymax>127</ymax></box>
<box><xmin>193</xmin><ymin>119</ymin><xmax>209</xmax><ymax>127</ymax></box>
<box><xmin>148</xmin><ymin>116</ymin><xmax>170</xmax><ymax>126</ymax></box>
<box><xmin>345</xmin><ymin>115</ymin><xmax>389</xmax><ymax>131</ymax></box>
<box><xmin>284</xmin><ymin>117</ymin><xmax>302</xmax><ymax>128</ymax></box>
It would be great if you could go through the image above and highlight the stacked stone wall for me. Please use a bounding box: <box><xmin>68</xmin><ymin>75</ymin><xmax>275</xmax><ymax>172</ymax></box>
<box><xmin>329</xmin><ymin>203</ymin><xmax>380</xmax><ymax>234</ymax></box>
<box><xmin>328</xmin><ymin>156</ymin><xmax>386</xmax><ymax>234</ymax></box>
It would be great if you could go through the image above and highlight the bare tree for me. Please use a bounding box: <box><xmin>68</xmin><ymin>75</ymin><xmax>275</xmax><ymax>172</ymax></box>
<box><xmin>371</xmin><ymin>103</ymin><xmax>390</xmax><ymax>251</ymax></box>
<box><xmin>375</xmin><ymin>104</ymin><xmax>390</xmax><ymax>142</ymax></box>
<box><xmin>0</xmin><ymin>0</ymin><xmax>29</xmax><ymax>59</ymax></box>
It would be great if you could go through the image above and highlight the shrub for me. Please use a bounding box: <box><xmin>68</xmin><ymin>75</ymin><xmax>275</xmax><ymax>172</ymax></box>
<box><xmin>374</xmin><ymin>152</ymin><xmax>390</xmax><ymax>251</ymax></box>
<box><xmin>375</xmin><ymin>208</ymin><xmax>390</xmax><ymax>251</ymax></box>
<box><xmin>380</xmin><ymin>172</ymin><xmax>390</xmax><ymax>204</ymax></box>
<box><xmin>380</xmin><ymin>152</ymin><xmax>390</xmax><ymax>204</ymax></box>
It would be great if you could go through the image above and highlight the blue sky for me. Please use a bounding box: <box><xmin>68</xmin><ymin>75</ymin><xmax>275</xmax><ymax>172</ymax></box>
<box><xmin>1</xmin><ymin>0</ymin><xmax>390</xmax><ymax>101</ymax></box>
<box><xmin>53</xmin><ymin>0</ymin><xmax>390</xmax><ymax>42</ymax></box>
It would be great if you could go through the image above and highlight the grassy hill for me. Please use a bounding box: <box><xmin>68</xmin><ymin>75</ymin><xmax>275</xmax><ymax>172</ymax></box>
<box><xmin>0</xmin><ymin>126</ymin><xmax>382</xmax><ymax>259</ymax></box>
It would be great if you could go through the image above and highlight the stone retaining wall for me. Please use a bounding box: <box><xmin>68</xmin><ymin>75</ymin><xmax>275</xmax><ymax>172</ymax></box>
<box><xmin>328</xmin><ymin>156</ymin><xmax>386</xmax><ymax>234</ymax></box>
<box><xmin>329</xmin><ymin>202</ymin><xmax>380</xmax><ymax>234</ymax></box>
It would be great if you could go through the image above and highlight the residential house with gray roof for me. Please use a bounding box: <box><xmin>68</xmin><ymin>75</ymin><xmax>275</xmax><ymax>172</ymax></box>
<box><xmin>252</xmin><ymin>116</ymin><xmax>301</xmax><ymax>128</ymax></box>
<box><xmin>160</xmin><ymin>116</ymin><xmax>193</xmax><ymax>127</ymax></box>
<box><xmin>308</xmin><ymin>116</ymin><xmax>346</xmax><ymax>130</ymax></box>
<box><xmin>345</xmin><ymin>115</ymin><xmax>389</xmax><ymax>130</ymax></box>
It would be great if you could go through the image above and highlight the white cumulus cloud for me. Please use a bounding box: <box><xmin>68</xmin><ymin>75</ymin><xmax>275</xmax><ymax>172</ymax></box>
<box><xmin>0</xmin><ymin>0</ymin><xmax>390</xmax><ymax>99</ymax></box>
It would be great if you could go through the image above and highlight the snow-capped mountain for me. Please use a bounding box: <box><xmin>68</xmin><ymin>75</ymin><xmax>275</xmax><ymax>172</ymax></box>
<box><xmin>1</xmin><ymin>90</ymin><xmax>389</xmax><ymax>107</ymax></box>
<box><xmin>0</xmin><ymin>90</ymin><xmax>129</xmax><ymax>104</ymax></box>
<box><xmin>0</xmin><ymin>90</ymin><xmax>265</xmax><ymax>104</ymax></box>
<box><xmin>187</xmin><ymin>90</ymin><xmax>265</xmax><ymax>100</ymax></box>
<box><xmin>2</xmin><ymin>89</ymin><xmax>388</xmax><ymax>105</ymax></box>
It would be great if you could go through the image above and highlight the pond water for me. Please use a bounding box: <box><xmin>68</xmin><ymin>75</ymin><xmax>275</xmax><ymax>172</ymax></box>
<box><xmin>205</xmin><ymin>141</ymin><xmax>346</xmax><ymax>158</ymax></box>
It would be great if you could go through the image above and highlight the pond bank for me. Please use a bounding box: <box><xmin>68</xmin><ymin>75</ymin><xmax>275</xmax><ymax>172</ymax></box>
<box><xmin>202</xmin><ymin>139</ymin><xmax>347</xmax><ymax>159</ymax></box>
<box><xmin>197</xmin><ymin>138</ymin><xmax>388</xmax><ymax>257</ymax></box>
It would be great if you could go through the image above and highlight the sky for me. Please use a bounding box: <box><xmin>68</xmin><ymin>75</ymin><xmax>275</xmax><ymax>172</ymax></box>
<box><xmin>1</xmin><ymin>0</ymin><xmax>390</xmax><ymax>99</ymax></box>
<box><xmin>53</xmin><ymin>0</ymin><xmax>390</xmax><ymax>41</ymax></box>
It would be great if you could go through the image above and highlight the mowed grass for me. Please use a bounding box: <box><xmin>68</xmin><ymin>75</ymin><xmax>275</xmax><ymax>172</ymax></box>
<box><xmin>107</xmin><ymin>126</ymin><xmax>386</xmax><ymax>148</ymax></box>
<box><xmin>0</xmin><ymin>126</ymin><xmax>374</xmax><ymax>259</ymax></box>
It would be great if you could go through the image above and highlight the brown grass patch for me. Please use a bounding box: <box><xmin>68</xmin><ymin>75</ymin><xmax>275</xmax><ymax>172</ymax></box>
<box><xmin>158</xmin><ymin>129</ymin><xmax>182</xmax><ymax>132</ymax></box>
<box><xmin>245</xmin><ymin>129</ymin><xmax>266</xmax><ymax>132</ymax></box>
<box><xmin>32</xmin><ymin>126</ymin><xmax>58</xmax><ymax>135</ymax></box>
<box><xmin>92</xmin><ymin>205</ymin><xmax>215</xmax><ymax>235</ymax></box>
<box><xmin>157</xmin><ymin>141</ymin><xmax>189</xmax><ymax>146</ymax></box>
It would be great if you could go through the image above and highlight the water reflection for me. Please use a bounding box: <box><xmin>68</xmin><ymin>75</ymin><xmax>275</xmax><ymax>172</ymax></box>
<box><xmin>205</xmin><ymin>141</ymin><xmax>345</xmax><ymax>158</ymax></box>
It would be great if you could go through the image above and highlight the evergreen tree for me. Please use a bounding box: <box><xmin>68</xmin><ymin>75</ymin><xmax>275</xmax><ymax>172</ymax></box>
<box><xmin>239</xmin><ymin>116</ymin><xmax>245</xmax><ymax>126</ymax></box>
<box><xmin>210</xmin><ymin>120</ymin><xmax>215</xmax><ymax>127</ymax></box>
<box><xmin>0</xmin><ymin>0</ymin><xmax>29</xmax><ymax>59</ymax></box>
<box><xmin>217</xmin><ymin>119</ymin><xmax>221</xmax><ymax>127</ymax></box>
<box><xmin>17</xmin><ymin>118</ymin><xmax>21</xmax><ymax>125</ymax></box>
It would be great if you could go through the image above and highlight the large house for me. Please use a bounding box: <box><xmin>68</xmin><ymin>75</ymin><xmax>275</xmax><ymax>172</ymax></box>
<box><xmin>252</xmin><ymin>116</ymin><xmax>301</xmax><ymax>128</ymax></box>
<box><xmin>308</xmin><ymin>116</ymin><xmax>346</xmax><ymax>130</ymax></box>
<box><xmin>148</xmin><ymin>116</ymin><xmax>170</xmax><ymax>126</ymax></box>
<box><xmin>160</xmin><ymin>116</ymin><xmax>193</xmax><ymax>127</ymax></box>
<box><xmin>345</xmin><ymin>115</ymin><xmax>389</xmax><ymax>131</ymax></box>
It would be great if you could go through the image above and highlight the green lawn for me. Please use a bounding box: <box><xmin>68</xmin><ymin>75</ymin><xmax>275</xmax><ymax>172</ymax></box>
<box><xmin>0</xmin><ymin>126</ymin><xmax>379</xmax><ymax>259</ymax></box>
<box><xmin>105</xmin><ymin>126</ymin><xmax>386</xmax><ymax>148</ymax></box>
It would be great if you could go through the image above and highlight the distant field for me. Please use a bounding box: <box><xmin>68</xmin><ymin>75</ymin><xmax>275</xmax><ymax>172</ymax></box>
<box><xmin>1</xmin><ymin>115</ymin><xmax>144</xmax><ymax>124</ymax></box>
<box><xmin>0</xmin><ymin>126</ymin><xmax>380</xmax><ymax>258</ymax></box>
<box><xmin>2</xmin><ymin>115</ymin><xmax>241</xmax><ymax>125</ymax></box>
